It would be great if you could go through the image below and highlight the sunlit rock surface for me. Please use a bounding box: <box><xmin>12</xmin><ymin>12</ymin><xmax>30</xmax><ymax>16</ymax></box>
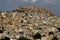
<box><xmin>0</xmin><ymin>6</ymin><xmax>60</xmax><ymax>40</ymax></box>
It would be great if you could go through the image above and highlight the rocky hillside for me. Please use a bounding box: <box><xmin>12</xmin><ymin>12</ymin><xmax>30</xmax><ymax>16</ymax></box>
<box><xmin>0</xmin><ymin>6</ymin><xmax>60</xmax><ymax>40</ymax></box>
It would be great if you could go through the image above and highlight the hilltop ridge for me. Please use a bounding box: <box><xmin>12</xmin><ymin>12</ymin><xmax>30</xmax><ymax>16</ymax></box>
<box><xmin>18</xmin><ymin>6</ymin><xmax>55</xmax><ymax>16</ymax></box>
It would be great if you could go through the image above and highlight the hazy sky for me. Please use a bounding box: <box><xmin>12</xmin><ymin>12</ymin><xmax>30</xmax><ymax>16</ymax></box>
<box><xmin>0</xmin><ymin>0</ymin><xmax>60</xmax><ymax>16</ymax></box>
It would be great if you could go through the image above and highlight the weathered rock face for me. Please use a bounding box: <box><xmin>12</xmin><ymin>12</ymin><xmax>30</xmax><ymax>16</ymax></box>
<box><xmin>0</xmin><ymin>6</ymin><xmax>60</xmax><ymax>40</ymax></box>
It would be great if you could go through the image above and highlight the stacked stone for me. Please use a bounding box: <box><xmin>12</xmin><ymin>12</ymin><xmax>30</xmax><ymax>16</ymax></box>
<box><xmin>0</xmin><ymin>6</ymin><xmax>60</xmax><ymax>40</ymax></box>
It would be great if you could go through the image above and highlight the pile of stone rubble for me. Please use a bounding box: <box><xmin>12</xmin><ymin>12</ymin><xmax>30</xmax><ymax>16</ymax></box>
<box><xmin>0</xmin><ymin>6</ymin><xmax>60</xmax><ymax>40</ymax></box>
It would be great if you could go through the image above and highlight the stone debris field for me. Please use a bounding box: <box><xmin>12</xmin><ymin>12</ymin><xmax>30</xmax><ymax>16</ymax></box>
<box><xmin>0</xmin><ymin>6</ymin><xmax>60</xmax><ymax>40</ymax></box>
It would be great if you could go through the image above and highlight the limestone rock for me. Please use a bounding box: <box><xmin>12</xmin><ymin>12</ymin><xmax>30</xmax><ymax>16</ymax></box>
<box><xmin>0</xmin><ymin>6</ymin><xmax>60</xmax><ymax>40</ymax></box>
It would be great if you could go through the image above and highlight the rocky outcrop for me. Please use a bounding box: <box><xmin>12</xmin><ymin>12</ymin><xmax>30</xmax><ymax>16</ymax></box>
<box><xmin>0</xmin><ymin>6</ymin><xmax>60</xmax><ymax>40</ymax></box>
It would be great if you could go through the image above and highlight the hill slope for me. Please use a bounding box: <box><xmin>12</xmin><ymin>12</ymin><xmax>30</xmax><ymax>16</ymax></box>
<box><xmin>0</xmin><ymin>6</ymin><xmax>60</xmax><ymax>40</ymax></box>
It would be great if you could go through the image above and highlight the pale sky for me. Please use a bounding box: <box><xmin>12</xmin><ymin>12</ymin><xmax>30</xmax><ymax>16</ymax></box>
<box><xmin>0</xmin><ymin>0</ymin><xmax>60</xmax><ymax>16</ymax></box>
